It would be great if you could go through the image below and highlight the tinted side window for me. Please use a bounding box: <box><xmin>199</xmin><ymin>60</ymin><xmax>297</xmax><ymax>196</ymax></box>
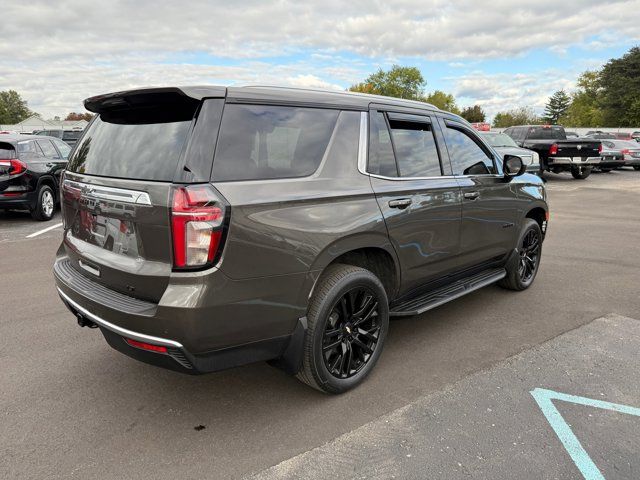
<box><xmin>388</xmin><ymin>119</ymin><xmax>441</xmax><ymax>177</ymax></box>
<box><xmin>213</xmin><ymin>105</ymin><xmax>339</xmax><ymax>182</ymax></box>
<box><xmin>508</xmin><ymin>127</ymin><xmax>521</xmax><ymax>142</ymax></box>
<box><xmin>17</xmin><ymin>140</ymin><xmax>44</xmax><ymax>156</ymax></box>
<box><xmin>368</xmin><ymin>111</ymin><xmax>397</xmax><ymax>177</ymax></box>
<box><xmin>52</xmin><ymin>139</ymin><xmax>72</xmax><ymax>159</ymax></box>
<box><xmin>37</xmin><ymin>139</ymin><xmax>60</xmax><ymax>159</ymax></box>
<box><xmin>444</xmin><ymin>126</ymin><xmax>495</xmax><ymax>175</ymax></box>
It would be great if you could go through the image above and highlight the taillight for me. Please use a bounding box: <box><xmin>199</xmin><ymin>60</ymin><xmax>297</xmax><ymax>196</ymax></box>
<box><xmin>0</xmin><ymin>158</ymin><xmax>27</xmax><ymax>175</ymax></box>
<box><xmin>621</xmin><ymin>149</ymin><xmax>630</xmax><ymax>155</ymax></box>
<box><xmin>549</xmin><ymin>144</ymin><xmax>558</xmax><ymax>155</ymax></box>
<box><xmin>171</xmin><ymin>184</ymin><xmax>227</xmax><ymax>269</ymax></box>
<box><xmin>598</xmin><ymin>143</ymin><xmax>603</xmax><ymax>153</ymax></box>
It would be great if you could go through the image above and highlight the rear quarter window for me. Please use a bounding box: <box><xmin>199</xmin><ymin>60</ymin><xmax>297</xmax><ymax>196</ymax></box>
<box><xmin>212</xmin><ymin>105</ymin><xmax>339</xmax><ymax>182</ymax></box>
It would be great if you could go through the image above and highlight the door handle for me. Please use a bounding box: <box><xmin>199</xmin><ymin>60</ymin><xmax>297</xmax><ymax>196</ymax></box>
<box><xmin>463</xmin><ymin>191</ymin><xmax>480</xmax><ymax>200</ymax></box>
<box><xmin>388</xmin><ymin>198</ymin><xmax>412</xmax><ymax>209</ymax></box>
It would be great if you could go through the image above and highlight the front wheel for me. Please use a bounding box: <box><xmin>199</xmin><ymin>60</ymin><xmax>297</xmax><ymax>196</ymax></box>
<box><xmin>571</xmin><ymin>166</ymin><xmax>591</xmax><ymax>179</ymax></box>
<box><xmin>600</xmin><ymin>168</ymin><xmax>612</xmax><ymax>173</ymax></box>
<box><xmin>499</xmin><ymin>219</ymin><xmax>543</xmax><ymax>291</ymax></box>
<box><xmin>634</xmin><ymin>166</ymin><xmax>640</xmax><ymax>171</ymax></box>
<box><xmin>297</xmin><ymin>264</ymin><xmax>389</xmax><ymax>394</ymax></box>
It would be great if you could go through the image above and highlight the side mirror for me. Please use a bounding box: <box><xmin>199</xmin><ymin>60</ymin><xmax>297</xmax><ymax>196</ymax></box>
<box><xmin>503</xmin><ymin>154</ymin><xmax>526</xmax><ymax>178</ymax></box>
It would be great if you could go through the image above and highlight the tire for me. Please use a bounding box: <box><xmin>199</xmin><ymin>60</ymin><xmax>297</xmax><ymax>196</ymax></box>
<box><xmin>30</xmin><ymin>185</ymin><xmax>55</xmax><ymax>221</ymax></box>
<box><xmin>571</xmin><ymin>166</ymin><xmax>591</xmax><ymax>179</ymax></box>
<box><xmin>634</xmin><ymin>166</ymin><xmax>640</xmax><ymax>171</ymax></box>
<box><xmin>600</xmin><ymin>168</ymin><xmax>612</xmax><ymax>173</ymax></box>
<box><xmin>499</xmin><ymin>219</ymin><xmax>543</xmax><ymax>291</ymax></box>
<box><xmin>296</xmin><ymin>264</ymin><xmax>389</xmax><ymax>394</ymax></box>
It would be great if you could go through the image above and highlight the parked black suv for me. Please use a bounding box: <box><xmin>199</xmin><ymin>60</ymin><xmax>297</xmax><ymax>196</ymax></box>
<box><xmin>0</xmin><ymin>134</ymin><xmax>71</xmax><ymax>220</ymax></box>
<box><xmin>53</xmin><ymin>86</ymin><xmax>548</xmax><ymax>393</ymax></box>
<box><xmin>504</xmin><ymin>125</ymin><xmax>601</xmax><ymax>179</ymax></box>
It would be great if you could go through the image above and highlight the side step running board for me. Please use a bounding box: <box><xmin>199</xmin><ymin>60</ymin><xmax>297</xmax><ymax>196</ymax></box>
<box><xmin>389</xmin><ymin>268</ymin><xmax>506</xmax><ymax>317</ymax></box>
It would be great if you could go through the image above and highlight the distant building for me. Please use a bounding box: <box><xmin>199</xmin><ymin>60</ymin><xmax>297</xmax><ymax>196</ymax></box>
<box><xmin>0</xmin><ymin>114</ymin><xmax>88</xmax><ymax>133</ymax></box>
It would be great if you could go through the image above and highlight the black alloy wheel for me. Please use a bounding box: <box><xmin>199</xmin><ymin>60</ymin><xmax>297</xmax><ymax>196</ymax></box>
<box><xmin>296</xmin><ymin>264</ymin><xmax>389</xmax><ymax>394</ymax></box>
<box><xmin>322</xmin><ymin>287</ymin><xmax>381</xmax><ymax>379</ymax></box>
<box><xmin>518</xmin><ymin>229</ymin><xmax>541</xmax><ymax>284</ymax></box>
<box><xmin>499</xmin><ymin>218</ymin><xmax>543</xmax><ymax>291</ymax></box>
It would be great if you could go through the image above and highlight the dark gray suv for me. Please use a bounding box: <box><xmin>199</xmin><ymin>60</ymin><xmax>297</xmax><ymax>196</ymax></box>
<box><xmin>53</xmin><ymin>86</ymin><xmax>548</xmax><ymax>393</ymax></box>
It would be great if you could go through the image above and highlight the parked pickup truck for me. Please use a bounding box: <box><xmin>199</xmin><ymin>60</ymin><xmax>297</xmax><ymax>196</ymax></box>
<box><xmin>503</xmin><ymin>125</ymin><xmax>601</xmax><ymax>179</ymax></box>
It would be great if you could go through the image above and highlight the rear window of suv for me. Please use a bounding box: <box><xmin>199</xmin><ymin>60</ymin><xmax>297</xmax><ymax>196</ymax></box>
<box><xmin>66</xmin><ymin>108</ymin><xmax>193</xmax><ymax>181</ymax></box>
<box><xmin>212</xmin><ymin>105</ymin><xmax>339</xmax><ymax>182</ymax></box>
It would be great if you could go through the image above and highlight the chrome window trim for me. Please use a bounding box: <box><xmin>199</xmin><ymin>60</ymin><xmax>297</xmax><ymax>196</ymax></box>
<box><xmin>57</xmin><ymin>288</ymin><xmax>183</xmax><ymax>348</ymax></box>
<box><xmin>367</xmin><ymin>172</ymin><xmax>503</xmax><ymax>181</ymax></box>
<box><xmin>63</xmin><ymin>179</ymin><xmax>152</xmax><ymax>205</ymax></box>
<box><xmin>359</xmin><ymin>110</ymin><xmax>505</xmax><ymax>181</ymax></box>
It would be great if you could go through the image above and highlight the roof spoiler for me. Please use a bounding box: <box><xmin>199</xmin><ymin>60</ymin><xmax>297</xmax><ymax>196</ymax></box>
<box><xmin>84</xmin><ymin>86</ymin><xmax>226</xmax><ymax>114</ymax></box>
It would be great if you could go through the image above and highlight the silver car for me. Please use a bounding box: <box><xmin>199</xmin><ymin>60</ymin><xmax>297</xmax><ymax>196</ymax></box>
<box><xmin>480</xmin><ymin>132</ymin><xmax>541</xmax><ymax>174</ymax></box>
<box><xmin>601</xmin><ymin>140</ymin><xmax>640</xmax><ymax>170</ymax></box>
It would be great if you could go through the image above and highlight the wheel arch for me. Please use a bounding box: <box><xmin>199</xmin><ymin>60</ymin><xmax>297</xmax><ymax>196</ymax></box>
<box><xmin>525</xmin><ymin>206</ymin><xmax>547</xmax><ymax>233</ymax></box>
<box><xmin>36</xmin><ymin>175</ymin><xmax>58</xmax><ymax>201</ymax></box>
<box><xmin>301</xmin><ymin>233</ymin><xmax>401</xmax><ymax>306</ymax></box>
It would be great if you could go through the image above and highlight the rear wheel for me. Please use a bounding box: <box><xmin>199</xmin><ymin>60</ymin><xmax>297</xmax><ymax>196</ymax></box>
<box><xmin>571</xmin><ymin>166</ymin><xmax>591</xmax><ymax>179</ymax></box>
<box><xmin>30</xmin><ymin>185</ymin><xmax>55</xmax><ymax>221</ymax></box>
<box><xmin>634</xmin><ymin>166</ymin><xmax>640</xmax><ymax>171</ymax></box>
<box><xmin>600</xmin><ymin>168</ymin><xmax>612</xmax><ymax>173</ymax></box>
<box><xmin>499</xmin><ymin>219</ymin><xmax>542</xmax><ymax>291</ymax></box>
<box><xmin>297</xmin><ymin>264</ymin><xmax>389</xmax><ymax>394</ymax></box>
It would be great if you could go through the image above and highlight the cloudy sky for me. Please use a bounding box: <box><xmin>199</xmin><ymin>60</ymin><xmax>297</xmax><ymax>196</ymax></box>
<box><xmin>2</xmin><ymin>0</ymin><xmax>639</xmax><ymax>120</ymax></box>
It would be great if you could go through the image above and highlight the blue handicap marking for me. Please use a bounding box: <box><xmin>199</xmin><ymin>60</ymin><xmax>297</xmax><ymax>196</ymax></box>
<box><xmin>531</xmin><ymin>388</ymin><xmax>640</xmax><ymax>480</ymax></box>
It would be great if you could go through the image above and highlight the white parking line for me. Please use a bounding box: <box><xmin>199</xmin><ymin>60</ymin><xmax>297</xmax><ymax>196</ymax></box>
<box><xmin>26</xmin><ymin>222</ymin><xmax>63</xmax><ymax>238</ymax></box>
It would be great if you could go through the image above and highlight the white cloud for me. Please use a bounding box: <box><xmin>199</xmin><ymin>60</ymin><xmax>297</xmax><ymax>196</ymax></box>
<box><xmin>452</xmin><ymin>70</ymin><xmax>578</xmax><ymax>120</ymax></box>
<box><xmin>1</xmin><ymin>0</ymin><xmax>639</xmax><ymax>117</ymax></box>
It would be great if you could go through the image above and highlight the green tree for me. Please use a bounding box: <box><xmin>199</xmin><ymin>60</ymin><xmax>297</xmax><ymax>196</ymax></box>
<box><xmin>542</xmin><ymin>90</ymin><xmax>571</xmax><ymax>124</ymax></box>
<box><xmin>492</xmin><ymin>107</ymin><xmax>540</xmax><ymax>128</ymax></box>
<box><xmin>424</xmin><ymin>90</ymin><xmax>460</xmax><ymax>114</ymax></box>
<box><xmin>560</xmin><ymin>71</ymin><xmax>603</xmax><ymax>127</ymax></box>
<box><xmin>599</xmin><ymin>46</ymin><xmax>640</xmax><ymax>126</ymax></box>
<box><xmin>349</xmin><ymin>65</ymin><xmax>426</xmax><ymax>100</ymax></box>
<box><xmin>460</xmin><ymin>104</ymin><xmax>486</xmax><ymax>123</ymax></box>
<box><xmin>0</xmin><ymin>90</ymin><xmax>35</xmax><ymax>124</ymax></box>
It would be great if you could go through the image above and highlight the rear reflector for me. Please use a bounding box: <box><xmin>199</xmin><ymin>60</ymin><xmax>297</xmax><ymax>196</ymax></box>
<box><xmin>124</xmin><ymin>338</ymin><xmax>168</xmax><ymax>354</ymax></box>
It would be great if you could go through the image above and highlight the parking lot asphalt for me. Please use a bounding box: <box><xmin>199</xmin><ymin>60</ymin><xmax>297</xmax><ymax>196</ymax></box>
<box><xmin>1</xmin><ymin>169</ymin><xmax>640</xmax><ymax>479</ymax></box>
<box><xmin>249</xmin><ymin>314</ymin><xmax>640</xmax><ymax>480</ymax></box>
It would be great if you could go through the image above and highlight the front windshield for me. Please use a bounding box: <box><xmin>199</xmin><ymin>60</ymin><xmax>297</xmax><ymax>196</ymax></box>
<box><xmin>484</xmin><ymin>133</ymin><xmax>518</xmax><ymax>148</ymax></box>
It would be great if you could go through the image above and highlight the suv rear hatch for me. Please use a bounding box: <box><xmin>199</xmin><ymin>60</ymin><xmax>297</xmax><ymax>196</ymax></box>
<box><xmin>60</xmin><ymin>88</ymin><xmax>225</xmax><ymax>303</ymax></box>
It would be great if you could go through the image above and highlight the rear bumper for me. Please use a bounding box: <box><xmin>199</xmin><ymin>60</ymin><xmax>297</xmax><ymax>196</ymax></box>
<box><xmin>547</xmin><ymin>156</ymin><xmax>601</xmax><ymax>166</ymax></box>
<box><xmin>598</xmin><ymin>158</ymin><xmax>626</xmax><ymax>169</ymax></box>
<box><xmin>624</xmin><ymin>157</ymin><xmax>640</xmax><ymax>166</ymax></box>
<box><xmin>0</xmin><ymin>191</ymin><xmax>37</xmax><ymax>210</ymax></box>
<box><xmin>54</xmin><ymin>255</ymin><xmax>308</xmax><ymax>374</ymax></box>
